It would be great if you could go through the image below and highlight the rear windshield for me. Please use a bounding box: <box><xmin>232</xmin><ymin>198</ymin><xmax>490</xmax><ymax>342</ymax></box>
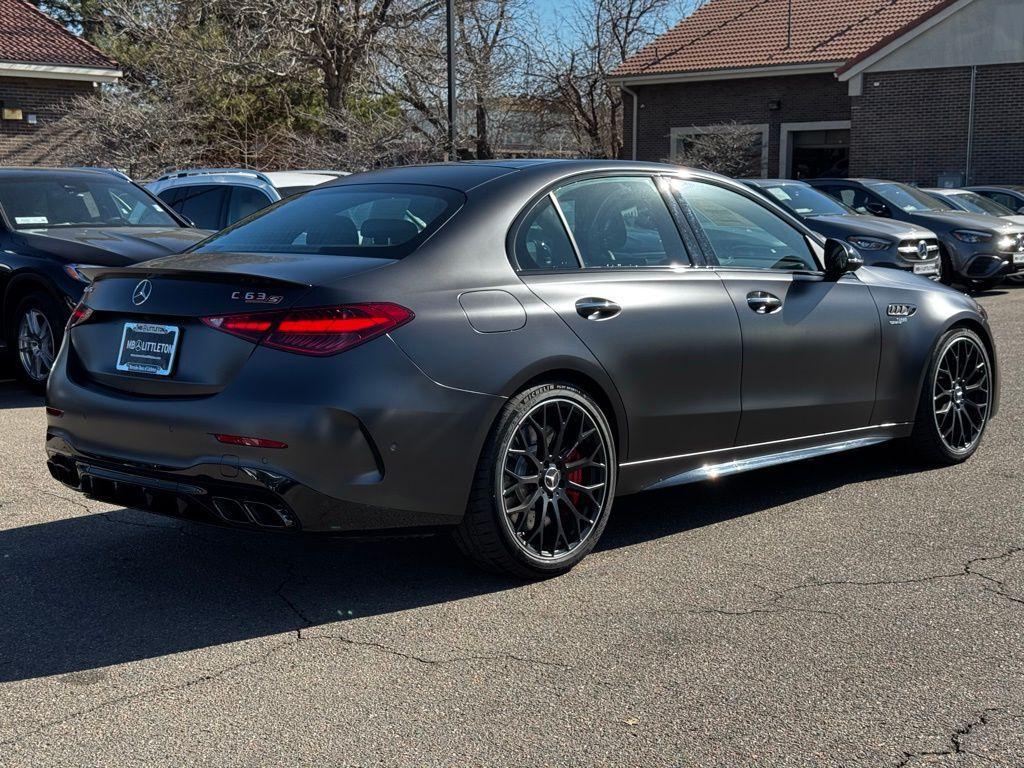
<box><xmin>197</xmin><ymin>183</ymin><xmax>465</xmax><ymax>259</ymax></box>
<box><xmin>0</xmin><ymin>177</ymin><xmax>178</xmax><ymax>229</ymax></box>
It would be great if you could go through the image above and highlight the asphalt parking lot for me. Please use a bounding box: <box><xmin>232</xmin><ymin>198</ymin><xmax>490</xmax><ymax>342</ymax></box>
<box><xmin>0</xmin><ymin>288</ymin><xmax>1022</xmax><ymax>768</ymax></box>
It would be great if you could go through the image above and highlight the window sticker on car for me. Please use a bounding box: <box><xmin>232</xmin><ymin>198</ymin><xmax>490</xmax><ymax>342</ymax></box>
<box><xmin>15</xmin><ymin>216</ymin><xmax>48</xmax><ymax>225</ymax></box>
<box><xmin>766</xmin><ymin>188</ymin><xmax>792</xmax><ymax>202</ymax></box>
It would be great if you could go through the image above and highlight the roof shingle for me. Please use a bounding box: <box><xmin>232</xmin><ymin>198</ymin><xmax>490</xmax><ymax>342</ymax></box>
<box><xmin>613</xmin><ymin>0</ymin><xmax>954</xmax><ymax>78</ymax></box>
<box><xmin>0</xmin><ymin>0</ymin><xmax>116</xmax><ymax>70</ymax></box>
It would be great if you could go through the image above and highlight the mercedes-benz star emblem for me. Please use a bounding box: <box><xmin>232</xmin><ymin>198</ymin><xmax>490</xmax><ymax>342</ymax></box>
<box><xmin>132</xmin><ymin>279</ymin><xmax>153</xmax><ymax>306</ymax></box>
<box><xmin>917</xmin><ymin>240</ymin><xmax>930</xmax><ymax>259</ymax></box>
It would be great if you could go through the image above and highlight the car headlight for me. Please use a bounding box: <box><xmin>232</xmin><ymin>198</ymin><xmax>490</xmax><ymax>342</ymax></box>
<box><xmin>62</xmin><ymin>264</ymin><xmax>98</xmax><ymax>283</ymax></box>
<box><xmin>847</xmin><ymin>236</ymin><xmax>891</xmax><ymax>251</ymax></box>
<box><xmin>996</xmin><ymin>235</ymin><xmax>1018</xmax><ymax>251</ymax></box>
<box><xmin>951</xmin><ymin>230</ymin><xmax>993</xmax><ymax>244</ymax></box>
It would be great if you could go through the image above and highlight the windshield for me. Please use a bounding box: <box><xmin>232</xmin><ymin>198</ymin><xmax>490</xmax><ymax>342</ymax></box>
<box><xmin>197</xmin><ymin>183</ymin><xmax>465</xmax><ymax>259</ymax></box>
<box><xmin>0</xmin><ymin>177</ymin><xmax>178</xmax><ymax>230</ymax></box>
<box><xmin>871</xmin><ymin>183</ymin><xmax>951</xmax><ymax>213</ymax></box>
<box><xmin>948</xmin><ymin>192</ymin><xmax>1014</xmax><ymax>216</ymax></box>
<box><xmin>760</xmin><ymin>183</ymin><xmax>852</xmax><ymax>217</ymax></box>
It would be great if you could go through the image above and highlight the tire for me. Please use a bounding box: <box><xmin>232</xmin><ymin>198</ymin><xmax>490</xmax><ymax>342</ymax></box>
<box><xmin>937</xmin><ymin>246</ymin><xmax>955</xmax><ymax>287</ymax></box>
<box><xmin>907</xmin><ymin>327</ymin><xmax>993</xmax><ymax>466</ymax></box>
<box><xmin>1006</xmin><ymin>273</ymin><xmax>1024</xmax><ymax>285</ymax></box>
<box><xmin>9</xmin><ymin>291</ymin><xmax>66</xmax><ymax>394</ymax></box>
<box><xmin>967</xmin><ymin>276</ymin><xmax>1004</xmax><ymax>294</ymax></box>
<box><xmin>453</xmin><ymin>383</ymin><xmax>617</xmax><ymax>579</ymax></box>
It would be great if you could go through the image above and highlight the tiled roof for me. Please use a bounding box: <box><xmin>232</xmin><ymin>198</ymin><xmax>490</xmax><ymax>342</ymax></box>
<box><xmin>0</xmin><ymin>0</ymin><xmax>116</xmax><ymax>69</ymax></box>
<box><xmin>613</xmin><ymin>0</ymin><xmax>955</xmax><ymax>78</ymax></box>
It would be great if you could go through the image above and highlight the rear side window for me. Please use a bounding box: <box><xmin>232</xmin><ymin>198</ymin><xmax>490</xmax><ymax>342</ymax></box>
<box><xmin>197</xmin><ymin>184</ymin><xmax>465</xmax><ymax>259</ymax></box>
<box><xmin>553</xmin><ymin>177</ymin><xmax>688</xmax><ymax>268</ymax></box>
<box><xmin>515</xmin><ymin>197</ymin><xmax>579</xmax><ymax>270</ymax></box>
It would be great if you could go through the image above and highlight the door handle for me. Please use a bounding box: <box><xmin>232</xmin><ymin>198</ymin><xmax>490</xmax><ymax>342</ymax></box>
<box><xmin>575</xmin><ymin>297</ymin><xmax>621</xmax><ymax>321</ymax></box>
<box><xmin>746</xmin><ymin>291</ymin><xmax>783</xmax><ymax>314</ymax></box>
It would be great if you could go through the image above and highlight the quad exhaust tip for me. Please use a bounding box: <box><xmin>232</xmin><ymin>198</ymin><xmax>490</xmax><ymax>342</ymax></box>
<box><xmin>212</xmin><ymin>497</ymin><xmax>296</xmax><ymax>529</ymax></box>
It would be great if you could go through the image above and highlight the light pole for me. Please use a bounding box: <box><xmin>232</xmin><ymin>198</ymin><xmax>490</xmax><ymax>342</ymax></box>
<box><xmin>446</xmin><ymin>0</ymin><xmax>457</xmax><ymax>160</ymax></box>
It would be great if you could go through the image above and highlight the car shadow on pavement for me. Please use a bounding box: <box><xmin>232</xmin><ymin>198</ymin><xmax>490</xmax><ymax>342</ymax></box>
<box><xmin>0</xmin><ymin>444</ymin><xmax>921</xmax><ymax>683</ymax></box>
<box><xmin>0</xmin><ymin>377</ymin><xmax>42</xmax><ymax>410</ymax></box>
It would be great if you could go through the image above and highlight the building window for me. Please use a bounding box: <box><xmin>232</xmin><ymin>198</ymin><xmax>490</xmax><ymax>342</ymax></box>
<box><xmin>669</xmin><ymin>124</ymin><xmax>770</xmax><ymax>178</ymax></box>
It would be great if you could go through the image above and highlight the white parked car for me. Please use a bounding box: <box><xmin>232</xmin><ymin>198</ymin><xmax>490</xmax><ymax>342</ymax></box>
<box><xmin>146</xmin><ymin>169</ymin><xmax>348</xmax><ymax>231</ymax></box>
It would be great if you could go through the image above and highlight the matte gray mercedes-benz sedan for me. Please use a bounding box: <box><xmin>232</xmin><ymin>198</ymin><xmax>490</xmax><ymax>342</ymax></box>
<box><xmin>45</xmin><ymin>161</ymin><xmax>998</xmax><ymax>578</ymax></box>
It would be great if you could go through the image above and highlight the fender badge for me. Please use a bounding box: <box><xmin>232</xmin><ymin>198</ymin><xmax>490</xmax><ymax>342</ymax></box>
<box><xmin>887</xmin><ymin>303</ymin><xmax>917</xmax><ymax>324</ymax></box>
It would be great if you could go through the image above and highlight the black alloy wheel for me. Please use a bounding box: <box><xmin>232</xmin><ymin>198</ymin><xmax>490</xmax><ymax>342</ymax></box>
<box><xmin>909</xmin><ymin>327</ymin><xmax>992</xmax><ymax>464</ymax></box>
<box><xmin>455</xmin><ymin>383</ymin><xmax>616</xmax><ymax>579</ymax></box>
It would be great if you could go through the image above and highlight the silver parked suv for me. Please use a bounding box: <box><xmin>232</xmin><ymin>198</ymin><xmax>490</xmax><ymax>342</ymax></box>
<box><xmin>147</xmin><ymin>169</ymin><xmax>348</xmax><ymax>231</ymax></box>
<box><xmin>809</xmin><ymin>179</ymin><xmax>1024</xmax><ymax>291</ymax></box>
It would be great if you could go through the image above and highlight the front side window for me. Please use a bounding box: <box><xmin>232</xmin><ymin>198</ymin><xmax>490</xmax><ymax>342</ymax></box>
<box><xmin>198</xmin><ymin>184</ymin><xmax>464</xmax><ymax>259</ymax></box>
<box><xmin>552</xmin><ymin>177</ymin><xmax>688</xmax><ymax>268</ymax></box>
<box><xmin>226</xmin><ymin>185</ymin><xmax>272</xmax><ymax>225</ymax></box>
<box><xmin>987</xmin><ymin>191</ymin><xmax>1024</xmax><ymax>212</ymax></box>
<box><xmin>0</xmin><ymin>177</ymin><xmax>177</xmax><ymax>229</ymax></box>
<box><xmin>671</xmin><ymin>179</ymin><xmax>819</xmax><ymax>272</ymax></box>
<box><xmin>169</xmin><ymin>185</ymin><xmax>228</xmax><ymax>230</ymax></box>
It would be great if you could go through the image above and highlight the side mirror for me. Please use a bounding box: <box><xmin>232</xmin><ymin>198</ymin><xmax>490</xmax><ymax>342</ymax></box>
<box><xmin>824</xmin><ymin>238</ymin><xmax>864</xmax><ymax>278</ymax></box>
<box><xmin>865</xmin><ymin>201</ymin><xmax>891</xmax><ymax>217</ymax></box>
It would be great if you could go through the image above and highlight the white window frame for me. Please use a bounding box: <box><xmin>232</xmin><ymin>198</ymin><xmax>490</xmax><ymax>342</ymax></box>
<box><xmin>669</xmin><ymin>124</ymin><xmax>771</xmax><ymax>178</ymax></box>
<box><xmin>779</xmin><ymin>121</ymin><xmax>852</xmax><ymax>180</ymax></box>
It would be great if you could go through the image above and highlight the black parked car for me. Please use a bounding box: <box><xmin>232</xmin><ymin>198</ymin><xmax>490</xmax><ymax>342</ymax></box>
<box><xmin>0</xmin><ymin>168</ymin><xmax>212</xmax><ymax>390</ymax></box>
<box><xmin>46</xmin><ymin>161</ymin><xmax>997</xmax><ymax>578</ymax></box>
<box><xmin>743</xmin><ymin>179</ymin><xmax>940</xmax><ymax>278</ymax></box>
<box><xmin>808</xmin><ymin>178</ymin><xmax>1024</xmax><ymax>291</ymax></box>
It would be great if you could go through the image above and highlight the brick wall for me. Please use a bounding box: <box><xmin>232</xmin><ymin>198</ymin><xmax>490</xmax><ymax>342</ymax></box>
<box><xmin>849</xmin><ymin>63</ymin><xmax>1024</xmax><ymax>185</ymax></box>
<box><xmin>0</xmin><ymin>76</ymin><xmax>93</xmax><ymax>165</ymax></box>
<box><xmin>623</xmin><ymin>73</ymin><xmax>851</xmax><ymax>176</ymax></box>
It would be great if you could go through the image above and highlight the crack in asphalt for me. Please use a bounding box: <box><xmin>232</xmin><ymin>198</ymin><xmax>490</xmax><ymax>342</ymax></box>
<box><xmin>0</xmin><ymin>638</ymin><xmax>299</xmax><ymax>750</ymax></box>
<box><xmin>778</xmin><ymin>547</ymin><xmax>1024</xmax><ymax>607</ymax></box>
<box><xmin>274</xmin><ymin>566</ymin><xmax>573</xmax><ymax>670</ymax></box>
<box><xmin>893</xmin><ymin>708</ymin><xmax>1024</xmax><ymax>767</ymax></box>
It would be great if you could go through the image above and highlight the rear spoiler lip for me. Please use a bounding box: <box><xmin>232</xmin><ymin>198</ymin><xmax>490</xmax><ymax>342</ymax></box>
<box><xmin>79</xmin><ymin>265</ymin><xmax>312</xmax><ymax>290</ymax></box>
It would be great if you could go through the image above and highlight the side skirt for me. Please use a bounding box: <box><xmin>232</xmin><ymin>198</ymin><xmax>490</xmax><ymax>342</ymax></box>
<box><xmin>617</xmin><ymin>423</ymin><xmax>912</xmax><ymax>495</ymax></box>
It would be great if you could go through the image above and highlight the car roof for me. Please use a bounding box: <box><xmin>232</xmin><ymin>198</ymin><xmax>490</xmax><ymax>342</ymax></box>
<box><xmin>324</xmin><ymin>159</ymin><xmax>717</xmax><ymax>194</ymax></box>
<box><xmin>152</xmin><ymin>168</ymin><xmax>347</xmax><ymax>188</ymax></box>
<box><xmin>0</xmin><ymin>167</ymin><xmax>131</xmax><ymax>182</ymax></box>
<box><xmin>742</xmin><ymin>178</ymin><xmax>811</xmax><ymax>187</ymax></box>
<box><xmin>922</xmin><ymin>188</ymin><xmax>969</xmax><ymax>195</ymax></box>
<box><xmin>967</xmin><ymin>184</ymin><xmax>1024</xmax><ymax>191</ymax></box>
<box><xmin>809</xmin><ymin>178</ymin><xmax>892</xmax><ymax>186</ymax></box>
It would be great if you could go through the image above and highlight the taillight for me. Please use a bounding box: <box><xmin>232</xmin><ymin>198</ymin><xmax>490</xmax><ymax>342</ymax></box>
<box><xmin>201</xmin><ymin>313</ymin><xmax>276</xmax><ymax>343</ymax></box>
<box><xmin>201</xmin><ymin>303</ymin><xmax>413</xmax><ymax>356</ymax></box>
<box><xmin>67</xmin><ymin>304</ymin><xmax>93</xmax><ymax>330</ymax></box>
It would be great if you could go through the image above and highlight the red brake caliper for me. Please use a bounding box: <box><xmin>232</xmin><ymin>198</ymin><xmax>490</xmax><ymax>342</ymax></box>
<box><xmin>565</xmin><ymin>449</ymin><xmax>583</xmax><ymax>506</ymax></box>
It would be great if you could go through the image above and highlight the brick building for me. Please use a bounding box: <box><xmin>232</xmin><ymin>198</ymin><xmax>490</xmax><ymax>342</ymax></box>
<box><xmin>0</xmin><ymin>0</ymin><xmax>120</xmax><ymax>165</ymax></box>
<box><xmin>610</xmin><ymin>0</ymin><xmax>1024</xmax><ymax>185</ymax></box>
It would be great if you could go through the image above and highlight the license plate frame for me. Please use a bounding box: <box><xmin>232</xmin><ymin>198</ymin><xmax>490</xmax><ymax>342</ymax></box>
<box><xmin>912</xmin><ymin>262</ymin><xmax>938</xmax><ymax>275</ymax></box>
<box><xmin>116</xmin><ymin>322</ymin><xmax>180</xmax><ymax>377</ymax></box>
<box><xmin>1013</xmin><ymin>253</ymin><xmax>1024</xmax><ymax>265</ymax></box>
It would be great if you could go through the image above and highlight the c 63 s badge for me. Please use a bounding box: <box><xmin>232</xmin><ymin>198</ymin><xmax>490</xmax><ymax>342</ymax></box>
<box><xmin>232</xmin><ymin>290</ymin><xmax>283</xmax><ymax>305</ymax></box>
<box><xmin>887</xmin><ymin>303</ymin><xmax>917</xmax><ymax>325</ymax></box>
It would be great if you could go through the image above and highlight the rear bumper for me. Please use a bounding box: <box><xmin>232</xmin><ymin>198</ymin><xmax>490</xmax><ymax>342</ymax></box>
<box><xmin>45</xmin><ymin>438</ymin><xmax>456</xmax><ymax>533</ymax></box>
<box><xmin>45</xmin><ymin>335</ymin><xmax>505</xmax><ymax>532</ymax></box>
